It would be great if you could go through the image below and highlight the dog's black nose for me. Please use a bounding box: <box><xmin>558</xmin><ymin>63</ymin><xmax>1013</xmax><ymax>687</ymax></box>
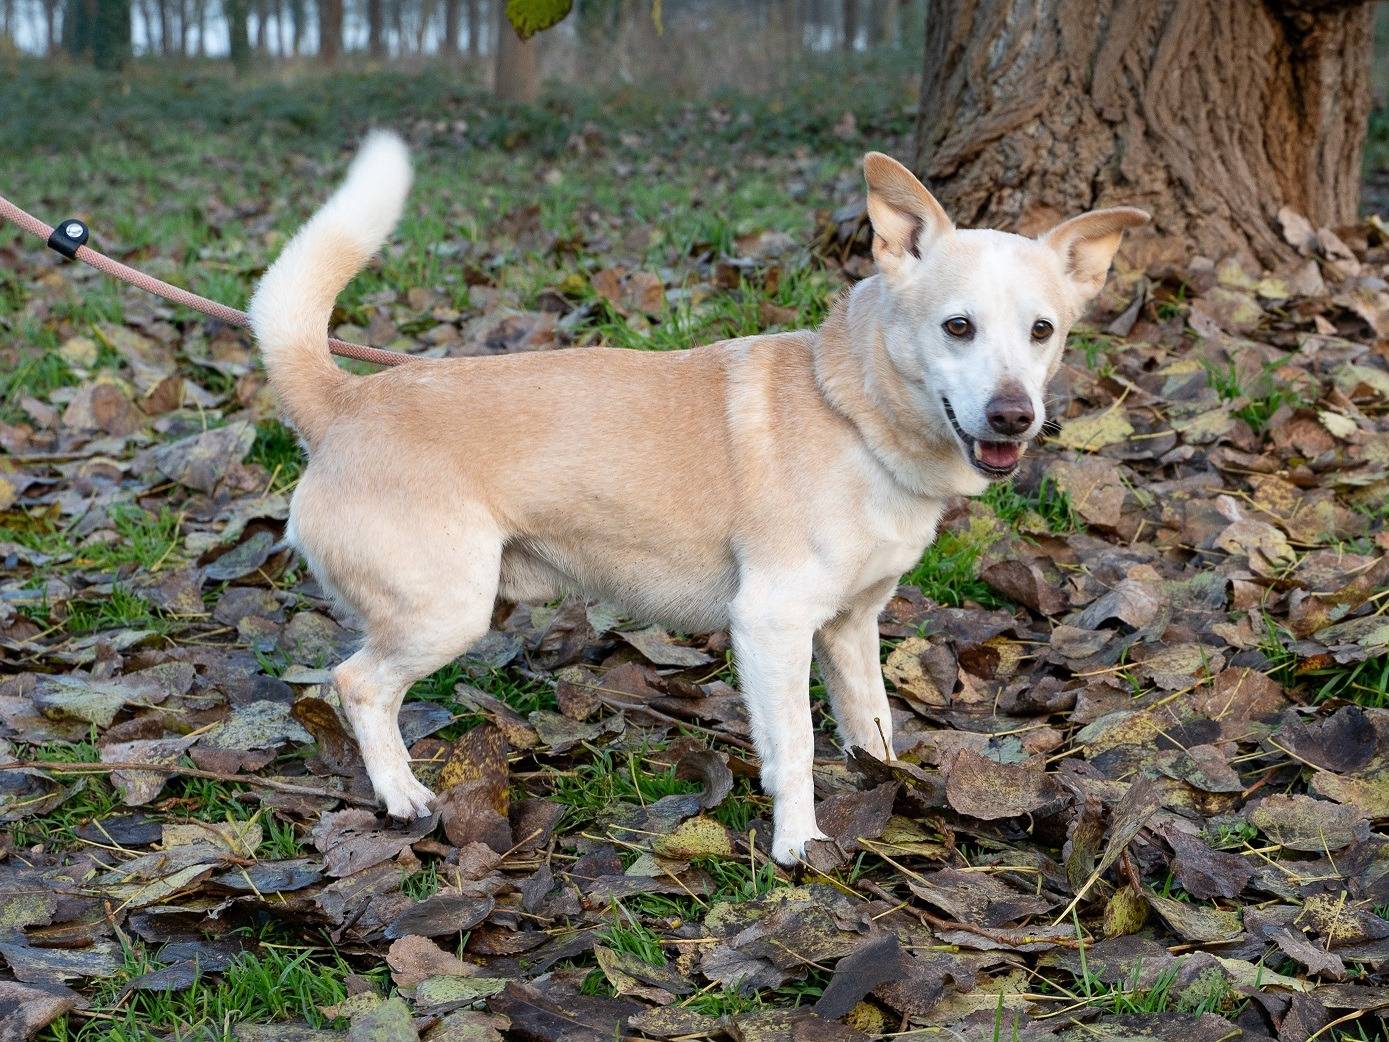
<box><xmin>985</xmin><ymin>394</ymin><xmax>1034</xmax><ymax>436</ymax></box>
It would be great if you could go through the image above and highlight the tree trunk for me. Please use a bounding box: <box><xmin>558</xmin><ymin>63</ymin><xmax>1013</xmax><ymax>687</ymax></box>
<box><xmin>63</xmin><ymin>0</ymin><xmax>93</xmax><ymax>56</ymax></box>
<box><xmin>318</xmin><ymin>0</ymin><xmax>341</xmax><ymax>60</ymax></box>
<box><xmin>465</xmin><ymin>0</ymin><xmax>478</xmax><ymax>56</ymax></box>
<box><xmin>493</xmin><ymin>2</ymin><xmax>538</xmax><ymax>101</ymax></box>
<box><xmin>287</xmin><ymin>0</ymin><xmax>303</xmax><ymax>52</ymax></box>
<box><xmin>80</xmin><ymin>0</ymin><xmax>127</xmax><ymax>67</ymax></box>
<box><xmin>155</xmin><ymin>0</ymin><xmax>169</xmax><ymax>52</ymax></box>
<box><xmin>366</xmin><ymin>0</ymin><xmax>383</xmax><ymax>55</ymax></box>
<box><xmin>414</xmin><ymin>0</ymin><xmax>429</xmax><ymax>52</ymax></box>
<box><xmin>840</xmin><ymin>0</ymin><xmax>857</xmax><ymax>49</ymax></box>
<box><xmin>226</xmin><ymin>0</ymin><xmax>250</xmax><ymax>68</ymax></box>
<box><xmin>440</xmin><ymin>0</ymin><xmax>459</xmax><ymax>54</ymax></box>
<box><xmin>45</xmin><ymin>0</ymin><xmax>62</xmax><ymax>53</ymax></box>
<box><xmin>913</xmin><ymin>0</ymin><xmax>1375</xmax><ymax>270</ymax></box>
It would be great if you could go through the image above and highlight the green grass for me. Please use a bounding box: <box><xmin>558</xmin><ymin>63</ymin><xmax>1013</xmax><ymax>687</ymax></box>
<box><xmin>1202</xmin><ymin>358</ymin><xmax>1305</xmax><ymax>435</ymax></box>
<box><xmin>11</xmin><ymin>738</ymin><xmax>281</xmax><ymax>851</ymax></box>
<box><xmin>902</xmin><ymin>528</ymin><xmax>1010</xmax><ymax>609</ymax></box>
<box><xmin>64</xmin><ymin>585</ymin><xmax>166</xmax><ymax>635</ymax></box>
<box><xmin>598</xmin><ymin>909</ymin><xmax>667</xmax><ymax>967</ymax></box>
<box><xmin>579</xmin><ymin>265</ymin><xmax>839</xmax><ymax>352</ymax></box>
<box><xmin>248</xmin><ymin>418</ymin><xmax>305</xmax><ymax>492</ymax></box>
<box><xmin>40</xmin><ymin>944</ymin><xmax>383</xmax><ymax>1042</ymax></box>
<box><xmin>1261</xmin><ymin>616</ymin><xmax>1389</xmax><ymax>708</ymax></box>
<box><xmin>550</xmin><ymin>746</ymin><xmax>707</xmax><ymax>824</ymax></box>
<box><xmin>402</xmin><ymin>862</ymin><xmax>443</xmax><ymax>900</ymax></box>
<box><xmin>982</xmin><ymin>476</ymin><xmax>1080</xmax><ymax>533</ymax></box>
<box><xmin>1203</xmin><ymin>820</ymin><xmax>1258</xmax><ymax>851</ymax></box>
<box><xmin>1070</xmin><ymin>331</ymin><xmax>1117</xmax><ymax>372</ymax></box>
<box><xmin>0</xmin><ymin>348</ymin><xmax>76</xmax><ymax>423</ymax></box>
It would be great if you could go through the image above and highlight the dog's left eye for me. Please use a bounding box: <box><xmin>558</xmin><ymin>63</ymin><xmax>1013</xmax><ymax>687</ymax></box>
<box><xmin>1031</xmin><ymin>319</ymin><xmax>1054</xmax><ymax>341</ymax></box>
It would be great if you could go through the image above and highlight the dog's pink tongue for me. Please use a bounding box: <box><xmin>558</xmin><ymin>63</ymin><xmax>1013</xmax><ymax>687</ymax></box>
<box><xmin>979</xmin><ymin>441</ymin><xmax>1021</xmax><ymax>469</ymax></box>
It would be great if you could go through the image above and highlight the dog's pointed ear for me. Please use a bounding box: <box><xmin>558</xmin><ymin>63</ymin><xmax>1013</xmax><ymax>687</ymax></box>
<box><xmin>1041</xmin><ymin>207</ymin><xmax>1150</xmax><ymax>300</ymax></box>
<box><xmin>863</xmin><ymin>152</ymin><xmax>953</xmax><ymax>277</ymax></box>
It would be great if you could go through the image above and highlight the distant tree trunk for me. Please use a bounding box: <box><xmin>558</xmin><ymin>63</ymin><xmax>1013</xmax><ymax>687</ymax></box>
<box><xmin>153</xmin><ymin>0</ymin><xmax>169</xmax><ymax>52</ymax></box>
<box><xmin>813</xmin><ymin>0</ymin><xmax>831</xmax><ymax>48</ymax></box>
<box><xmin>493</xmin><ymin>3</ymin><xmax>537</xmax><ymax>100</ymax></box>
<box><xmin>868</xmin><ymin>0</ymin><xmax>896</xmax><ymax>45</ymax></box>
<box><xmin>840</xmin><ymin>0</ymin><xmax>857</xmax><ymax>49</ymax></box>
<box><xmin>45</xmin><ymin>0</ymin><xmax>63</xmax><ymax>52</ymax></box>
<box><xmin>465</xmin><ymin>0</ymin><xmax>478</xmax><ymax>55</ymax></box>
<box><xmin>254</xmin><ymin>0</ymin><xmax>268</xmax><ymax>49</ymax></box>
<box><xmin>914</xmin><ymin>0</ymin><xmax>1376</xmax><ymax>270</ymax></box>
<box><xmin>287</xmin><ymin>0</ymin><xmax>303</xmax><ymax>52</ymax></box>
<box><xmin>771</xmin><ymin>0</ymin><xmax>795</xmax><ymax>55</ymax></box>
<box><xmin>62</xmin><ymin>0</ymin><xmax>93</xmax><ymax>55</ymax></box>
<box><xmin>318</xmin><ymin>0</ymin><xmax>342</xmax><ymax>60</ymax></box>
<box><xmin>366</xmin><ymin>0</ymin><xmax>383</xmax><ymax>54</ymax></box>
<box><xmin>90</xmin><ymin>0</ymin><xmax>129</xmax><ymax>67</ymax></box>
<box><xmin>226</xmin><ymin>0</ymin><xmax>250</xmax><ymax>67</ymax></box>
<box><xmin>175</xmin><ymin>0</ymin><xmax>188</xmax><ymax>54</ymax></box>
<box><xmin>440</xmin><ymin>0</ymin><xmax>458</xmax><ymax>54</ymax></box>
<box><xmin>414</xmin><ymin>0</ymin><xmax>429</xmax><ymax>52</ymax></box>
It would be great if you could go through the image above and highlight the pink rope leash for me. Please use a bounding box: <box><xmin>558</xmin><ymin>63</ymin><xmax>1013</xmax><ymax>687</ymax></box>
<box><xmin>0</xmin><ymin>192</ymin><xmax>409</xmax><ymax>369</ymax></box>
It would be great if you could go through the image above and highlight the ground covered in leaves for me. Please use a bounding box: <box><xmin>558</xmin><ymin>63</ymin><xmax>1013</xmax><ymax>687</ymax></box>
<box><xmin>2</xmin><ymin>58</ymin><xmax>1389</xmax><ymax>1042</ymax></box>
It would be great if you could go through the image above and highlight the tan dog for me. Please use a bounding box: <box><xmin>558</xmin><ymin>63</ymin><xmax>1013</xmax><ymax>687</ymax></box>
<box><xmin>249</xmin><ymin>133</ymin><xmax>1147</xmax><ymax>863</ymax></box>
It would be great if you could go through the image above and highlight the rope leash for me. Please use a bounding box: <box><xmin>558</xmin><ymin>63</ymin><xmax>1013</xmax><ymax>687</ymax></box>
<box><xmin>0</xmin><ymin>192</ymin><xmax>409</xmax><ymax>368</ymax></box>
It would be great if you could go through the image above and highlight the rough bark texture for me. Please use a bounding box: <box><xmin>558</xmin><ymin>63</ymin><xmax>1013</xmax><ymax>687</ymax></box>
<box><xmin>913</xmin><ymin>0</ymin><xmax>1374</xmax><ymax>270</ymax></box>
<box><xmin>494</xmin><ymin>3</ymin><xmax>538</xmax><ymax>101</ymax></box>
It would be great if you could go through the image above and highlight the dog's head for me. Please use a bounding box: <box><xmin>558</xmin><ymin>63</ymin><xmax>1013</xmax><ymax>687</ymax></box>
<box><xmin>863</xmin><ymin>152</ymin><xmax>1148</xmax><ymax>484</ymax></box>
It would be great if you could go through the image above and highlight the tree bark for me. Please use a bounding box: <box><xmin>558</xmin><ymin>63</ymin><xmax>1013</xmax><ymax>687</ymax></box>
<box><xmin>287</xmin><ymin>0</ymin><xmax>303</xmax><ymax>53</ymax></box>
<box><xmin>226</xmin><ymin>0</ymin><xmax>250</xmax><ymax>68</ymax></box>
<box><xmin>45</xmin><ymin>0</ymin><xmax>62</xmax><ymax>52</ymax></box>
<box><xmin>155</xmin><ymin>0</ymin><xmax>169</xmax><ymax>53</ymax></box>
<box><xmin>493</xmin><ymin>2</ymin><xmax>538</xmax><ymax>101</ymax></box>
<box><xmin>440</xmin><ymin>0</ymin><xmax>459</xmax><ymax>54</ymax></box>
<box><xmin>466</xmin><ymin>0</ymin><xmax>479</xmax><ymax>56</ymax></box>
<box><xmin>841</xmin><ymin>0</ymin><xmax>857</xmax><ymax>49</ymax></box>
<box><xmin>91</xmin><ymin>0</ymin><xmax>129</xmax><ymax>68</ymax></box>
<box><xmin>912</xmin><ymin>0</ymin><xmax>1375</xmax><ymax>270</ymax></box>
<box><xmin>318</xmin><ymin>0</ymin><xmax>342</xmax><ymax>60</ymax></box>
<box><xmin>366</xmin><ymin>0</ymin><xmax>384</xmax><ymax>55</ymax></box>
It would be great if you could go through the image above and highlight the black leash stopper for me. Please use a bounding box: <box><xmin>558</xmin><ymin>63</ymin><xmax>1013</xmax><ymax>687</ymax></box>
<box><xmin>47</xmin><ymin>218</ymin><xmax>90</xmax><ymax>259</ymax></box>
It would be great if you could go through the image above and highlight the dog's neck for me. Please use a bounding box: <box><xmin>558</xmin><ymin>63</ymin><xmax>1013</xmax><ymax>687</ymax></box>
<box><xmin>811</xmin><ymin>276</ymin><xmax>985</xmax><ymax>501</ymax></box>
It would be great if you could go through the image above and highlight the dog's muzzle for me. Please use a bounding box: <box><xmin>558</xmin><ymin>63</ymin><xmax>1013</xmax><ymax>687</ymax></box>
<box><xmin>941</xmin><ymin>396</ymin><xmax>1028</xmax><ymax>478</ymax></box>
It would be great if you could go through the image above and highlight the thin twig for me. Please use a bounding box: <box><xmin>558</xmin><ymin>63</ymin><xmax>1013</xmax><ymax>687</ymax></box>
<box><xmin>0</xmin><ymin>759</ymin><xmax>374</xmax><ymax>806</ymax></box>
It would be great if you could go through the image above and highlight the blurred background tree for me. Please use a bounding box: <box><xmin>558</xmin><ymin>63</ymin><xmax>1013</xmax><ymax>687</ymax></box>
<box><xmin>2</xmin><ymin>0</ymin><xmax>1386</xmax><ymax>262</ymax></box>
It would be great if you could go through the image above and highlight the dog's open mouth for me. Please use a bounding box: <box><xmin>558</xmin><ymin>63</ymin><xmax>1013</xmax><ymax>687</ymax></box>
<box><xmin>941</xmin><ymin>397</ymin><xmax>1025</xmax><ymax>478</ymax></box>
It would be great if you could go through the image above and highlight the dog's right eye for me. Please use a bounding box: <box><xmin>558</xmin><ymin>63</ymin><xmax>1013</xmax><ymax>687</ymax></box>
<box><xmin>942</xmin><ymin>316</ymin><xmax>973</xmax><ymax>339</ymax></box>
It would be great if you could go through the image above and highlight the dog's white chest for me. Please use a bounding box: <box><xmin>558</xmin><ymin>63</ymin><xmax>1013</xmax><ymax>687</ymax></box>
<box><xmin>841</xmin><ymin>492</ymin><xmax>943</xmax><ymax>596</ymax></box>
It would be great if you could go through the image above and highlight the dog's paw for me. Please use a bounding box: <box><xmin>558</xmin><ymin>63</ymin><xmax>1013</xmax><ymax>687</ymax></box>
<box><xmin>770</xmin><ymin>828</ymin><xmax>831</xmax><ymax>867</ymax></box>
<box><xmin>381</xmin><ymin>775</ymin><xmax>436</xmax><ymax>820</ymax></box>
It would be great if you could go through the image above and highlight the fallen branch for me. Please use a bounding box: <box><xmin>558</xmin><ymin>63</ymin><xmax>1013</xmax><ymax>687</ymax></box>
<box><xmin>0</xmin><ymin>759</ymin><xmax>375</xmax><ymax>807</ymax></box>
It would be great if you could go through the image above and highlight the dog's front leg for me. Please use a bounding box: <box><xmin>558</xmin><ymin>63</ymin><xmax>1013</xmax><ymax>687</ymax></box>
<box><xmin>731</xmin><ymin>591</ymin><xmax>828</xmax><ymax>865</ymax></box>
<box><xmin>814</xmin><ymin>582</ymin><xmax>896</xmax><ymax>761</ymax></box>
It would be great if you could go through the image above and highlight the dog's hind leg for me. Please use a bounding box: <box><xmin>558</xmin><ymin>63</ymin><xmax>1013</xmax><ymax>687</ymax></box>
<box><xmin>330</xmin><ymin>532</ymin><xmax>503</xmax><ymax>820</ymax></box>
<box><xmin>814</xmin><ymin>580</ymin><xmax>897</xmax><ymax>762</ymax></box>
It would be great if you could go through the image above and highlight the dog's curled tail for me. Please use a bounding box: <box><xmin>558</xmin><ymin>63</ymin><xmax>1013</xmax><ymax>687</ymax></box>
<box><xmin>249</xmin><ymin>131</ymin><xmax>412</xmax><ymax>448</ymax></box>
